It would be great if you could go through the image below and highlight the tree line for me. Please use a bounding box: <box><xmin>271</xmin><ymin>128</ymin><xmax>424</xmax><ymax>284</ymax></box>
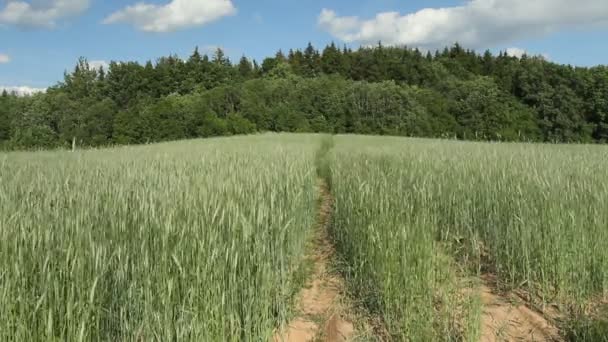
<box><xmin>1</xmin><ymin>42</ymin><xmax>607</xmax><ymax>150</ymax></box>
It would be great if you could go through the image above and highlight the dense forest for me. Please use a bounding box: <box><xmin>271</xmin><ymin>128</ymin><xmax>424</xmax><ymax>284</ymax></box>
<box><xmin>1</xmin><ymin>42</ymin><xmax>608</xmax><ymax>149</ymax></box>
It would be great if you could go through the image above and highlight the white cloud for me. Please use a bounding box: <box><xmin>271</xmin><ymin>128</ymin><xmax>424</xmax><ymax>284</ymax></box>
<box><xmin>0</xmin><ymin>0</ymin><xmax>90</xmax><ymax>28</ymax></box>
<box><xmin>505</xmin><ymin>47</ymin><xmax>527</xmax><ymax>58</ymax></box>
<box><xmin>88</xmin><ymin>60</ymin><xmax>109</xmax><ymax>70</ymax></box>
<box><xmin>0</xmin><ymin>53</ymin><xmax>10</xmax><ymax>63</ymax></box>
<box><xmin>103</xmin><ymin>0</ymin><xmax>236</xmax><ymax>32</ymax></box>
<box><xmin>506</xmin><ymin>47</ymin><xmax>551</xmax><ymax>61</ymax></box>
<box><xmin>319</xmin><ymin>0</ymin><xmax>608</xmax><ymax>49</ymax></box>
<box><xmin>1</xmin><ymin>85</ymin><xmax>47</xmax><ymax>96</ymax></box>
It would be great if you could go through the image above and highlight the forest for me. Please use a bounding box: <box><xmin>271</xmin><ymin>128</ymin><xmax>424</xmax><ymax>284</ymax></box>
<box><xmin>1</xmin><ymin>42</ymin><xmax>608</xmax><ymax>149</ymax></box>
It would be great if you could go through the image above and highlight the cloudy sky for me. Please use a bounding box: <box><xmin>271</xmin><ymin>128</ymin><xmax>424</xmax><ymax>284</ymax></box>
<box><xmin>1</xmin><ymin>0</ymin><xmax>608</xmax><ymax>92</ymax></box>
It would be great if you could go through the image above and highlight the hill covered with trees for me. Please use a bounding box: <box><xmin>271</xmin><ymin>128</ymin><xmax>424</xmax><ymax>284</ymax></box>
<box><xmin>1</xmin><ymin>43</ymin><xmax>608</xmax><ymax>149</ymax></box>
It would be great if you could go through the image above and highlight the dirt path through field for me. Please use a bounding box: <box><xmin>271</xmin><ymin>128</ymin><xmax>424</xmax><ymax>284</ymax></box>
<box><xmin>479</xmin><ymin>276</ymin><xmax>561</xmax><ymax>342</ymax></box>
<box><xmin>273</xmin><ymin>181</ymin><xmax>355</xmax><ymax>342</ymax></box>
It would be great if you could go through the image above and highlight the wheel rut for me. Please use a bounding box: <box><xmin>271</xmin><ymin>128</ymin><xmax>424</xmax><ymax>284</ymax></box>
<box><xmin>273</xmin><ymin>180</ymin><xmax>355</xmax><ymax>342</ymax></box>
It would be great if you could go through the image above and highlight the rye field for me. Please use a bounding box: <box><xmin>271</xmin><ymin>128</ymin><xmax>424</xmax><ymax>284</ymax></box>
<box><xmin>1</xmin><ymin>133</ymin><xmax>607</xmax><ymax>341</ymax></box>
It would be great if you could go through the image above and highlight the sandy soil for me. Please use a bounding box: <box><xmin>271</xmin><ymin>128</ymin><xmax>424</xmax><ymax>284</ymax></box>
<box><xmin>479</xmin><ymin>278</ymin><xmax>561</xmax><ymax>342</ymax></box>
<box><xmin>273</xmin><ymin>182</ymin><xmax>355</xmax><ymax>342</ymax></box>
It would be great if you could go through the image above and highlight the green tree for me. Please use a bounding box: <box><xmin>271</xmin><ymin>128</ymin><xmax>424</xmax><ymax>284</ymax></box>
<box><xmin>320</xmin><ymin>42</ymin><xmax>342</xmax><ymax>75</ymax></box>
<box><xmin>212</xmin><ymin>48</ymin><xmax>231</xmax><ymax>67</ymax></box>
<box><xmin>238</xmin><ymin>56</ymin><xmax>253</xmax><ymax>79</ymax></box>
<box><xmin>0</xmin><ymin>92</ymin><xmax>12</xmax><ymax>143</ymax></box>
<box><xmin>303</xmin><ymin>42</ymin><xmax>321</xmax><ymax>77</ymax></box>
<box><xmin>9</xmin><ymin>95</ymin><xmax>58</xmax><ymax>149</ymax></box>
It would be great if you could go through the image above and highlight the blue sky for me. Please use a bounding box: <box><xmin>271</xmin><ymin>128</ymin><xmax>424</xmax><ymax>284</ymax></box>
<box><xmin>1</xmin><ymin>0</ymin><xmax>608</xmax><ymax>91</ymax></box>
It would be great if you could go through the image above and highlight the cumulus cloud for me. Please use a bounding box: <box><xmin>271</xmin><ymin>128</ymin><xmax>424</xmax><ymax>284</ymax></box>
<box><xmin>88</xmin><ymin>60</ymin><xmax>109</xmax><ymax>70</ymax></box>
<box><xmin>0</xmin><ymin>0</ymin><xmax>90</xmax><ymax>28</ymax></box>
<box><xmin>0</xmin><ymin>53</ymin><xmax>10</xmax><ymax>63</ymax></box>
<box><xmin>103</xmin><ymin>0</ymin><xmax>236</xmax><ymax>32</ymax></box>
<box><xmin>505</xmin><ymin>47</ymin><xmax>551</xmax><ymax>60</ymax></box>
<box><xmin>319</xmin><ymin>0</ymin><xmax>608</xmax><ymax>49</ymax></box>
<box><xmin>505</xmin><ymin>47</ymin><xmax>527</xmax><ymax>58</ymax></box>
<box><xmin>1</xmin><ymin>85</ymin><xmax>47</xmax><ymax>96</ymax></box>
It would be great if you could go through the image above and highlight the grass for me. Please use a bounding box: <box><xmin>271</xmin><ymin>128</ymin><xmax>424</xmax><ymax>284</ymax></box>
<box><xmin>329</xmin><ymin>136</ymin><xmax>478</xmax><ymax>341</ymax></box>
<box><xmin>328</xmin><ymin>135</ymin><xmax>608</xmax><ymax>341</ymax></box>
<box><xmin>1</xmin><ymin>133</ymin><xmax>607</xmax><ymax>341</ymax></box>
<box><xmin>0</xmin><ymin>134</ymin><xmax>319</xmax><ymax>341</ymax></box>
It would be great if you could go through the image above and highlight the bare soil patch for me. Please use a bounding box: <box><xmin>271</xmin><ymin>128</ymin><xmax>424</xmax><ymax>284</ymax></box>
<box><xmin>273</xmin><ymin>181</ymin><xmax>355</xmax><ymax>342</ymax></box>
<box><xmin>479</xmin><ymin>276</ymin><xmax>562</xmax><ymax>342</ymax></box>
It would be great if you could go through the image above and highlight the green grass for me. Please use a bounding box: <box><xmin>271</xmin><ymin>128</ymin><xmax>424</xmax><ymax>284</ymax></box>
<box><xmin>328</xmin><ymin>135</ymin><xmax>608</xmax><ymax>341</ymax></box>
<box><xmin>0</xmin><ymin>134</ymin><xmax>319</xmax><ymax>341</ymax></box>
<box><xmin>2</xmin><ymin>133</ymin><xmax>607</xmax><ymax>341</ymax></box>
<box><xmin>329</xmin><ymin>136</ymin><xmax>477</xmax><ymax>341</ymax></box>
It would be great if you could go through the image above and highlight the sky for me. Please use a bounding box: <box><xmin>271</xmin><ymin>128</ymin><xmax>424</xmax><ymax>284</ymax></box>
<box><xmin>1</xmin><ymin>0</ymin><xmax>608</xmax><ymax>94</ymax></box>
